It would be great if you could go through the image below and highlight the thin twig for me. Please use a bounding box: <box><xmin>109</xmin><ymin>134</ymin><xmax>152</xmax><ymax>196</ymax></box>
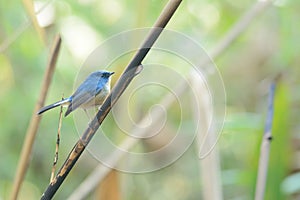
<box><xmin>41</xmin><ymin>1</ymin><xmax>183</xmax><ymax>199</ymax></box>
<box><xmin>68</xmin><ymin>1</ymin><xmax>273</xmax><ymax>198</ymax></box>
<box><xmin>255</xmin><ymin>83</ymin><xmax>276</xmax><ymax>200</ymax></box>
<box><xmin>50</xmin><ymin>101</ymin><xmax>64</xmax><ymax>182</ymax></box>
<box><xmin>9</xmin><ymin>34</ymin><xmax>61</xmax><ymax>200</ymax></box>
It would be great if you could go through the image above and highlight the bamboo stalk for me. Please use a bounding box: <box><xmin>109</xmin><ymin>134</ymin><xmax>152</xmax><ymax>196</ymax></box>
<box><xmin>10</xmin><ymin>34</ymin><xmax>61</xmax><ymax>200</ymax></box>
<box><xmin>190</xmin><ymin>73</ymin><xmax>223</xmax><ymax>200</ymax></box>
<box><xmin>255</xmin><ymin>83</ymin><xmax>276</xmax><ymax>200</ymax></box>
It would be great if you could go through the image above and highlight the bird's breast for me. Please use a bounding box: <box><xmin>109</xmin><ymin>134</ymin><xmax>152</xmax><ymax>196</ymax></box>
<box><xmin>94</xmin><ymin>84</ymin><xmax>110</xmax><ymax>105</ymax></box>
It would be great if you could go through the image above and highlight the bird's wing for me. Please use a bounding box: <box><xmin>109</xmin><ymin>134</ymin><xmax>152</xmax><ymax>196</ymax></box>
<box><xmin>65</xmin><ymin>76</ymin><xmax>103</xmax><ymax>115</ymax></box>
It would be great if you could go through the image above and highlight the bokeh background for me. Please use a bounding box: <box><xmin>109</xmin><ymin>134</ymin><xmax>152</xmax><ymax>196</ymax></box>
<box><xmin>1</xmin><ymin>0</ymin><xmax>300</xmax><ymax>199</ymax></box>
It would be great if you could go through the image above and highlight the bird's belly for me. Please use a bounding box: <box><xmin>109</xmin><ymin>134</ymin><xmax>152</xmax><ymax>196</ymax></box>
<box><xmin>80</xmin><ymin>86</ymin><xmax>110</xmax><ymax>109</ymax></box>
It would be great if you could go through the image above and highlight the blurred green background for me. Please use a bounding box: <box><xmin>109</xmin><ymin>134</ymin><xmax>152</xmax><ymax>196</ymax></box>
<box><xmin>1</xmin><ymin>0</ymin><xmax>300</xmax><ymax>199</ymax></box>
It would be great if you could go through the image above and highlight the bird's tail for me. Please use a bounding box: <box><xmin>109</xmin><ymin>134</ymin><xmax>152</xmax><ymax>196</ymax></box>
<box><xmin>37</xmin><ymin>98</ymin><xmax>71</xmax><ymax>115</ymax></box>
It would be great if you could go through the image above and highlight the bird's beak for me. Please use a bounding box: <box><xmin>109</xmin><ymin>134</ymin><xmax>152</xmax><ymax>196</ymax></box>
<box><xmin>110</xmin><ymin>72</ymin><xmax>115</xmax><ymax>76</ymax></box>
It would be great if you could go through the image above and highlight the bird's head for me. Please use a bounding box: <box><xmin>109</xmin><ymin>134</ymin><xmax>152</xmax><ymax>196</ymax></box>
<box><xmin>91</xmin><ymin>70</ymin><xmax>115</xmax><ymax>80</ymax></box>
<box><xmin>94</xmin><ymin>70</ymin><xmax>114</xmax><ymax>78</ymax></box>
<box><xmin>91</xmin><ymin>70</ymin><xmax>115</xmax><ymax>89</ymax></box>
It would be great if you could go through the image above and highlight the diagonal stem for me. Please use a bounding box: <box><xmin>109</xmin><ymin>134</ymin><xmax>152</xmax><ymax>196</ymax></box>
<box><xmin>255</xmin><ymin>83</ymin><xmax>276</xmax><ymax>200</ymax></box>
<box><xmin>41</xmin><ymin>0</ymin><xmax>183</xmax><ymax>199</ymax></box>
<box><xmin>10</xmin><ymin>34</ymin><xmax>61</xmax><ymax>200</ymax></box>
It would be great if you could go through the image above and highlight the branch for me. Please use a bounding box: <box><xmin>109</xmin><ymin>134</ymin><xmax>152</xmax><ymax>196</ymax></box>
<box><xmin>41</xmin><ymin>0</ymin><xmax>183</xmax><ymax>199</ymax></box>
<box><xmin>255</xmin><ymin>82</ymin><xmax>276</xmax><ymax>200</ymax></box>
<box><xmin>67</xmin><ymin>1</ymin><xmax>274</xmax><ymax>199</ymax></box>
<box><xmin>10</xmin><ymin>34</ymin><xmax>61</xmax><ymax>200</ymax></box>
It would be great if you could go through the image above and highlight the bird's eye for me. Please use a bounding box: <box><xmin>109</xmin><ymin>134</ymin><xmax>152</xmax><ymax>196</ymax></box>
<box><xmin>101</xmin><ymin>72</ymin><xmax>113</xmax><ymax>78</ymax></box>
<box><xmin>102</xmin><ymin>73</ymin><xmax>108</xmax><ymax>78</ymax></box>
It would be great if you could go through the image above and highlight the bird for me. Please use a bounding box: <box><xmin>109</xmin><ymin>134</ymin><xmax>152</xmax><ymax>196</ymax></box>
<box><xmin>37</xmin><ymin>70</ymin><xmax>114</xmax><ymax>117</ymax></box>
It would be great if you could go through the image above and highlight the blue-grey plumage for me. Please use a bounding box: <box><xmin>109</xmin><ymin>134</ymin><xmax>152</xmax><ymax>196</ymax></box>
<box><xmin>37</xmin><ymin>70</ymin><xmax>114</xmax><ymax>117</ymax></box>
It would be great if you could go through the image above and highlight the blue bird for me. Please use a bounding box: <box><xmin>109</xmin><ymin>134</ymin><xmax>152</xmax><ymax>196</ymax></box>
<box><xmin>38</xmin><ymin>70</ymin><xmax>114</xmax><ymax>117</ymax></box>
